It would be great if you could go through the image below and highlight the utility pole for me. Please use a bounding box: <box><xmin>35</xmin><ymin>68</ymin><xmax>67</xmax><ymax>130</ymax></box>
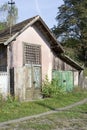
<box><xmin>8</xmin><ymin>0</ymin><xmax>15</xmax><ymax>36</ymax></box>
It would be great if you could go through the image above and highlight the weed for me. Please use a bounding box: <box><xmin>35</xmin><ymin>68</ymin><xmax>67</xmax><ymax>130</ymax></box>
<box><xmin>42</xmin><ymin>75</ymin><xmax>65</xmax><ymax>98</ymax></box>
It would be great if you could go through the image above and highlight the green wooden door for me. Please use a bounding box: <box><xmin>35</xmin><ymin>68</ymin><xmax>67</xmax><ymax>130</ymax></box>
<box><xmin>61</xmin><ymin>71</ymin><xmax>67</xmax><ymax>91</ymax></box>
<box><xmin>66</xmin><ymin>71</ymin><xmax>74</xmax><ymax>91</ymax></box>
<box><xmin>52</xmin><ymin>70</ymin><xmax>74</xmax><ymax>92</ymax></box>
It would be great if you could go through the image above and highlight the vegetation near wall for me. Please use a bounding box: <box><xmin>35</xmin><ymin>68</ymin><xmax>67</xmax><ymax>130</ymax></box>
<box><xmin>42</xmin><ymin>76</ymin><xmax>66</xmax><ymax>98</ymax></box>
<box><xmin>0</xmin><ymin>83</ymin><xmax>87</xmax><ymax>122</ymax></box>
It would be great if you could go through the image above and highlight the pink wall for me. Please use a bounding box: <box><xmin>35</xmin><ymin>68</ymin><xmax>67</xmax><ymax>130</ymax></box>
<box><xmin>12</xmin><ymin>26</ymin><xmax>53</xmax><ymax>81</ymax></box>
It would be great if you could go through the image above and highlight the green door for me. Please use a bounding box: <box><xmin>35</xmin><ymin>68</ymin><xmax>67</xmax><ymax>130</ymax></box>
<box><xmin>52</xmin><ymin>70</ymin><xmax>74</xmax><ymax>92</ymax></box>
<box><xmin>66</xmin><ymin>71</ymin><xmax>74</xmax><ymax>91</ymax></box>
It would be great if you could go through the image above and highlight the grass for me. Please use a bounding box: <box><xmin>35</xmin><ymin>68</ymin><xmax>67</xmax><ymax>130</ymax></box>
<box><xmin>6</xmin><ymin>103</ymin><xmax>87</xmax><ymax>130</ymax></box>
<box><xmin>0</xmin><ymin>88</ymin><xmax>87</xmax><ymax>122</ymax></box>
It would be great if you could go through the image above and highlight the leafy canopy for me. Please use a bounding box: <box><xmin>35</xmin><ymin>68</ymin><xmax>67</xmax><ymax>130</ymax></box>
<box><xmin>0</xmin><ymin>2</ymin><xmax>18</xmax><ymax>30</ymax></box>
<box><xmin>52</xmin><ymin>0</ymin><xmax>87</xmax><ymax>66</ymax></box>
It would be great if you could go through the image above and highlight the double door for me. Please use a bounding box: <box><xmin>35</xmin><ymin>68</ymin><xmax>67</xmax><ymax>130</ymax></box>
<box><xmin>25</xmin><ymin>65</ymin><xmax>41</xmax><ymax>100</ymax></box>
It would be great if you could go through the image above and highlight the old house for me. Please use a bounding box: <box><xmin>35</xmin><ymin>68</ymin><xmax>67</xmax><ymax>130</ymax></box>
<box><xmin>0</xmin><ymin>15</ymin><xmax>83</xmax><ymax>100</ymax></box>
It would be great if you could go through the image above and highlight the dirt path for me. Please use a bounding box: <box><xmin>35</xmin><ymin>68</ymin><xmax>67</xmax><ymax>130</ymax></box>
<box><xmin>0</xmin><ymin>98</ymin><xmax>87</xmax><ymax>129</ymax></box>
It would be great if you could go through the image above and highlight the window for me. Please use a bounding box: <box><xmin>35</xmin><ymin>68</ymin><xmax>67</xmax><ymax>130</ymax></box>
<box><xmin>24</xmin><ymin>43</ymin><xmax>41</xmax><ymax>65</ymax></box>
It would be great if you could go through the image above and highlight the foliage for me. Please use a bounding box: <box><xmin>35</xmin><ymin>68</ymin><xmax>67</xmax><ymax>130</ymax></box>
<box><xmin>0</xmin><ymin>22</ymin><xmax>7</xmax><ymax>30</ymax></box>
<box><xmin>52</xmin><ymin>0</ymin><xmax>87</xmax><ymax>66</ymax></box>
<box><xmin>64</xmin><ymin>47</ymin><xmax>84</xmax><ymax>66</ymax></box>
<box><xmin>42</xmin><ymin>76</ymin><xmax>53</xmax><ymax>97</ymax></box>
<box><xmin>42</xmin><ymin>76</ymin><xmax>66</xmax><ymax>98</ymax></box>
<box><xmin>83</xmin><ymin>67</ymin><xmax>87</xmax><ymax>76</ymax></box>
<box><xmin>0</xmin><ymin>89</ymin><xmax>87</xmax><ymax>122</ymax></box>
<box><xmin>3</xmin><ymin>102</ymin><xmax>87</xmax><ymax>129</ymax></box>
<box><xmin>0</xmin><ymin>2</ymin><xmax>18</xmax><ymax>29</ymax></box>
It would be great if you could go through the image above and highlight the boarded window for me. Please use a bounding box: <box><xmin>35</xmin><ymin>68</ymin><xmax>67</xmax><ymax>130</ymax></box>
<box><xmin>24</xmin><ymin>43</ymin><xmax>41</xmax><ymax>65</ymax></box>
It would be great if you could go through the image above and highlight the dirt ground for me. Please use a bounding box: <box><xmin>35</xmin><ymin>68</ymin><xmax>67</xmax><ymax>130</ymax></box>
<box><xmin>0</xmin><ymin>111</ymin><xmax>87</xmax><ymax>130</ymax></box>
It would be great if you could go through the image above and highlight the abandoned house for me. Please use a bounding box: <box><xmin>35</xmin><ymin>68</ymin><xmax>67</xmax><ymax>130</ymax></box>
<box><xmin>0</xmin><ymin>15</ymin><xmax>83</xmax><ymax>101</ymax></box>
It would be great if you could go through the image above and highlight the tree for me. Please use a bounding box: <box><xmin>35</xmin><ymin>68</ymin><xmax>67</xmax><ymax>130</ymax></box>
<box><xmin>0</xmin><ymin>22</ymin><xmax>7</xmax><ymax>30</ymax></box>
<box><xmin>52</xmin><ymin>0</ymin><xmax>87</xmax><ymax>66</ymax></box>
<box><xmin>0</xmin><ymin>2</ymin><xmax>18</xmax><ymax>28</ymax></box>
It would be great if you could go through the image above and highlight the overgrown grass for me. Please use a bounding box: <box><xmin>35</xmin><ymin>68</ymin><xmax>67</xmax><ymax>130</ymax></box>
<box><xmin>7</xmin><ymin>103</ymin><xmax>87</xmax><ymax>130</ymax></box>
<box><xmin>0</xmin><ymin>88</ymin><xmax>87</xmax><ymax>122</ymax></box>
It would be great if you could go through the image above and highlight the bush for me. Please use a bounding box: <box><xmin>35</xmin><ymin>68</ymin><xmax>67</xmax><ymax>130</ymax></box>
<box><xmin>42</xmin><ymin>76</ymin><xmax>65</xmax><ymax>98</ymax></box>
<box><xmin>42</xmin><ymin>76</ymin><xmax>52</xmax><ymax>98</ymax></box>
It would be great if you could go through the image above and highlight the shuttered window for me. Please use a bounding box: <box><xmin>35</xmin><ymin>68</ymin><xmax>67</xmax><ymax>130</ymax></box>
<box><xmin>24</xmin><ymin>43</ymin><xmax>41</xmax><ymax>65</ymax></box>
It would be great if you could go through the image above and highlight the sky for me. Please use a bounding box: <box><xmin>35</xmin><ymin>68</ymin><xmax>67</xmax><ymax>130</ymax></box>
<box><xmin>0</xmin><ymin>0</ymin><xmax>64</xmax><ymax>28</ymax></box>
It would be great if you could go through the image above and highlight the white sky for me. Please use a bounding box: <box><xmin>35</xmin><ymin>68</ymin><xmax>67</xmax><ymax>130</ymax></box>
<box><xmin>0</xmin><ymin>0</ymin><xmax>64</xmax><ymax>28</ymax></box>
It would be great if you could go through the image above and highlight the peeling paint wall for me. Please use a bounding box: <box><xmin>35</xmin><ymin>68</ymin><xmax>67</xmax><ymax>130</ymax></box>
<box><xmin>14</xmin><ymin>66</ymin><xmax>41</xmax><ymax>101</ymax></box>
<box><xmin>12</xmin><ymin>26</ymin><xmax>53</xmax><ymax>82</ymax></box>
<box><xmin>74</xmin><ymin>71</ymin><xmax>79</xmax><ymax>86</ymax></box>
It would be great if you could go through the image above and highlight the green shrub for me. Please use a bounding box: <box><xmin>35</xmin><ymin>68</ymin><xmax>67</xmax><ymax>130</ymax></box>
<box><xmin>42</xmin><ymin>76</ymin><xmax>52</xmax><ymax>98</ymax></box>
<box><xmin>42</xmin><ymin>76</ymin><xmax>65</xmax><ymax>98</ymax></box>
